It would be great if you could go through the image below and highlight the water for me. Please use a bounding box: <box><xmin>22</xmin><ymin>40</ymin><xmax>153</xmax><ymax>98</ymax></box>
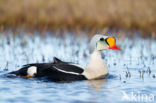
<box><xmin>0</xmin><ymin>31</ymin><xmax>156</xmax><ymax>103</ymax></box>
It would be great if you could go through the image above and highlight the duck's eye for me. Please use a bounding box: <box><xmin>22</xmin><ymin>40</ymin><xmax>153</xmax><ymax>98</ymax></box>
<box><xmin>100</xmin><ymin>38</ymin><xmax>104</xmax><ymax>41</ymax></box>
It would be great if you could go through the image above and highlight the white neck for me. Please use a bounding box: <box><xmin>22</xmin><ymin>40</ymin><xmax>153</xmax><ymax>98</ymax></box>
<box><xmin>83</xmin><ymin>50</ymin><xmax>108</xmax><ymax>79</ymax></box>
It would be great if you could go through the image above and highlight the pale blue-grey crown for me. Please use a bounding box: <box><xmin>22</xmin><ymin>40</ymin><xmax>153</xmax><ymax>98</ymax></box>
<box><xmin>89</xmin><ymin>34</ymin><xmax>109</xmax><ymax>53</ymax></box>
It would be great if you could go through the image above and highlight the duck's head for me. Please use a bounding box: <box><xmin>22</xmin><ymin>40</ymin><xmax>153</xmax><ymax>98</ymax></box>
<box><xmin>89</xmin><ymin>34</ymin><xmax>120</xmax><ymax>53</ymax></box>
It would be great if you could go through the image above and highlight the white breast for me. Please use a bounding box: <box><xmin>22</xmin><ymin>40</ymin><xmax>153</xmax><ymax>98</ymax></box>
<box><xmin>83</xmin><ymin>62</ymin><xmax>108</xmax><ymax>80</ymax></box>
<box><xmin>27</xmin><ymin>66</ymin><xmax>37</xmax><ymax>77</ymax></box>
<box><xmin>83</xmin><ymin>50</ymin><xmax>108</xmax><ymax>80</ymax></box>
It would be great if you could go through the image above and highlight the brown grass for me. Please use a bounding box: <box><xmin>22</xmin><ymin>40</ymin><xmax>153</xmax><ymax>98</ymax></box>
<box><xmin>0</xmin><ymin>0</ymin><xmax>156</xmax><ymax>34</ymax></box>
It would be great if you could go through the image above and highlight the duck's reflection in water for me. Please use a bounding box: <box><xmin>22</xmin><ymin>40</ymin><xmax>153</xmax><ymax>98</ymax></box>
<box><xmin>86</xmin><ymin>79</ymin><xmax>107</xmax><ymax>103</ymax></box>
<box><xmin>86</xmin><ymin>79</ymin><xmax>106</xmax><ymax>90</ymax></box>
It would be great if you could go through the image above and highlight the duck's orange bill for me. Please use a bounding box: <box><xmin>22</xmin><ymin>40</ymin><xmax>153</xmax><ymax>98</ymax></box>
<box><xmin>109</xmin><ymin>45</ymin><xmax>120</xmax><ymax>50</ymax></box>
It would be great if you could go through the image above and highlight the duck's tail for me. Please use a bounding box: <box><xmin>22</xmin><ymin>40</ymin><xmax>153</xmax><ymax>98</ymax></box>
<box><xmin>8</xmin><ymin>71</ymin><xmax>17</xmax><ymax>74</ymax></box>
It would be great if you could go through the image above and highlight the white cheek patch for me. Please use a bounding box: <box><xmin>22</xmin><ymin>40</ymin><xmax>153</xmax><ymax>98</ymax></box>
<box><xmin>27</xmin><ymin>66</ymin><xmax>37</xmax><ymax>77</ymax></box>
<box><xmin>97</xmin><ymin>42</ymin><xmax>108</xmax><ymax>50</ymax></box>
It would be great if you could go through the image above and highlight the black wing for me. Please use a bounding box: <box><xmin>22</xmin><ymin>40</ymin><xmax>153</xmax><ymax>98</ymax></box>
<box><xmin>53</xmin><ymin>63</ymin><xmax>84</xmax><ymax>74</ymax></box>
<box><xmin>42</xmin><ymin>64</ymin><xmax>86</xmax><ymax>81</ymax></box>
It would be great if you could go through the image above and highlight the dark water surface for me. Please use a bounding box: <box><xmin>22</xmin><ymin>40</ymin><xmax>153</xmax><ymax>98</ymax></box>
<box><xmin>0</xmin><ymin>31</ymin><xmax>156</xmax><ymax>103</ymax></box>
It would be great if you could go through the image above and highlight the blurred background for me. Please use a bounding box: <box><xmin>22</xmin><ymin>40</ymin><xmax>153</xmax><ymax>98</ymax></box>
<box><xmin>0</xmin><ymin>0</ymin><xmax>155</xmax><ymax>36</ymax></box>
<box><xmin>0</xmin><ymin>0</ymin><xmax>156</xmax><ymax>103</ymax></box>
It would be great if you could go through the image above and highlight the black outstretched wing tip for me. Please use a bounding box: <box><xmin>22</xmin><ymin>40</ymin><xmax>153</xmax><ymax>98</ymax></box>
<box><xmin>53</xmin><ymin>57</ymin><xmax>73</xmax><ymax>64</ymax></box>
<box><xmin>53</xmin><ymin>57</ymin><xmax>63</xmax><ymax>64</ymax></box>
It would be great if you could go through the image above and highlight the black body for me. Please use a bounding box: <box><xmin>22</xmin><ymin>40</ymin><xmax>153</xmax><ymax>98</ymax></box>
<box><xmin>10</xmin><ymin>57</ymin><xmax>87</xmax><ymax>82</ymax></box>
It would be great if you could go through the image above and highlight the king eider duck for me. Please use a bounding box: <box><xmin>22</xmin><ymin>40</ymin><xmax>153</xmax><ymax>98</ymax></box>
<box><xmin>9</xmin><ymin>34</ymin><xmax>120</xmax><ymax>82</ymax></box>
